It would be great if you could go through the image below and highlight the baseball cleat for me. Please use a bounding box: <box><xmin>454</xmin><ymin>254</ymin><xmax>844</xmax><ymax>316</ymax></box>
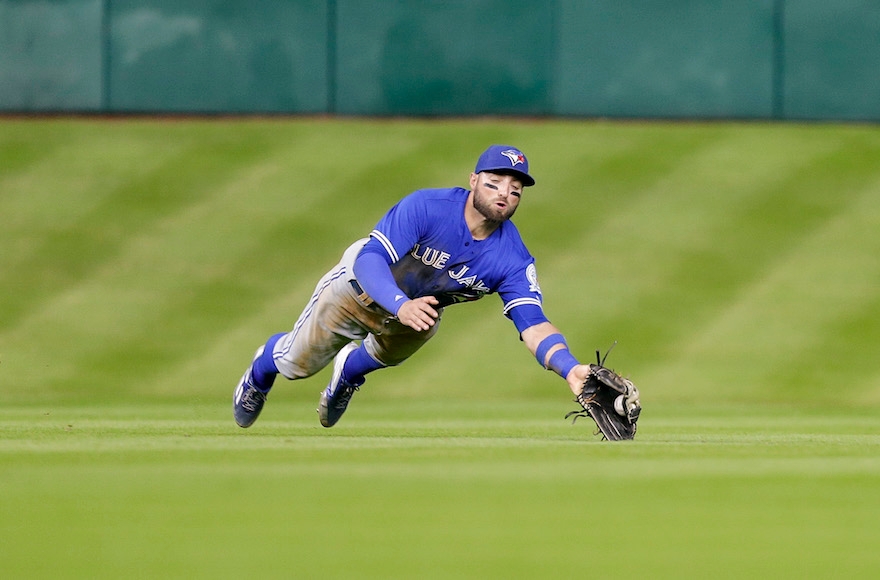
<box><xmin>233</xmin><ymin>346</ymin><xmax>269</xmax><ymax>428</ymax></box>
<box><xmin>318</xmin><ymin>342</ymin><xmax>364</xmax><ymax>428</ymax></box>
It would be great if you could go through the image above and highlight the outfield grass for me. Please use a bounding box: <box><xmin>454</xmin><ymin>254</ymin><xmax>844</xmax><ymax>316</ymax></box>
<box><xmin>2</xmin><ymin>401</ymin><xmax>879</xmax><ymax>579</ymax></box>
<box><xmin>2</xmin><ymin>117</ymin><xmax>880</xmax><ymax>577</ymax></box>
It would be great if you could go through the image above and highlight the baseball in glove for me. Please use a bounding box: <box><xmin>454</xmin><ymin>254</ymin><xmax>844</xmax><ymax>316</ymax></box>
<box><xmin>566</xmin><ymin>346</ymin><xmax>641</xmax><ymax>441</ymax></box>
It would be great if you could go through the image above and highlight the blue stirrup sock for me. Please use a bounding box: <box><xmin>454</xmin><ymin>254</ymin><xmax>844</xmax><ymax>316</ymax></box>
<box><xmin>251</xmin><ymin>332</ymin><xmax>285</xmax><ymax>392</ymax></box>
<box><xmin>342</xmin><ymin>343</ymin><xmax>384</xmax><ymax>385</ymax></box>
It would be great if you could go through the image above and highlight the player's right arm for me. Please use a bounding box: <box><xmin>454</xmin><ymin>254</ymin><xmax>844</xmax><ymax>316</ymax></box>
<box><xmin>352</xmin><ymin>190</ymin><xmax>442</xmax><ymax>332</ymax></box>
<box><xmin>353</xmin><ymin>247</ymin><xmax>439</xmax><ymax>332</ymax></box>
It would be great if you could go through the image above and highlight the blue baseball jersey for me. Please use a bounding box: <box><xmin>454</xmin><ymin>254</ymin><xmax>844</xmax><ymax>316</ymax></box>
<box><xmin>361</xmin><ymin>187</ymin><xmax>544</xmax><ymax>317</ymax></box>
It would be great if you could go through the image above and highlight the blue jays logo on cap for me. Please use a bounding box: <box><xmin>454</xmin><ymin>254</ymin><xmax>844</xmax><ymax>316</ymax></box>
<box><xmin>500</xmin><ymin>149</ymin><xmax>526</xmax><ymax>167</ymax></box>
<box><xmin>474</xmin><ymin>144</ymin><xmax>536</xmax><ymax>187</ymax></box>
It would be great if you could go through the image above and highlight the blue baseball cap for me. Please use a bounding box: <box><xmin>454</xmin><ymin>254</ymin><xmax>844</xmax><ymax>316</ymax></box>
<box><xmin>474</xmin><ymin>145</ymin><xmax>535</xmax><ymax>187</ymax></box>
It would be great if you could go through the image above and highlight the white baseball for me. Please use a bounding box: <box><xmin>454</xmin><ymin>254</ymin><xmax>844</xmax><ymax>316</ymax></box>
<box><xmin>613</xmin><ymin>394</ymin><xmax>627</xmax><ymax>416</ymax></box>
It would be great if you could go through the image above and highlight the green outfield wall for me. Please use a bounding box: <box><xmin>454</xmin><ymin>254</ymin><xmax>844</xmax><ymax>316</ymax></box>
<box><xmin>1</xmin><ymin>0</ymin><xmax>878</xmax><ymax>121</ymax></box>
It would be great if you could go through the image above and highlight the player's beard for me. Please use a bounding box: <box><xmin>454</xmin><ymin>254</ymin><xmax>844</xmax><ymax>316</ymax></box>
<box><xmin>472</xmin><ymin>190</ymin><xmax>518</xmax><ymax>224</ymax></box>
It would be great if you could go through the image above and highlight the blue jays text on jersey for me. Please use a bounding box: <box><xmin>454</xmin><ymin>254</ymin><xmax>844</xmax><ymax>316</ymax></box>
<box><xmin>359</xmin><ymin>187</ymin><xmax>543</xmax><ymax>315</ymax></box>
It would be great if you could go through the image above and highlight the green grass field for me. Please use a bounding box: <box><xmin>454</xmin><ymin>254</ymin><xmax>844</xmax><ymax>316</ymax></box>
<box><xmin>2</xmin><ymin>117</ymin><xmax>880</xmax><ymax>578</ymax></box>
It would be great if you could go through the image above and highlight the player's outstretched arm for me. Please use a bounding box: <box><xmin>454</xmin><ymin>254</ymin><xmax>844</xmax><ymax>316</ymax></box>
<box><xmin>521</xmin><ymin>322</ymin><xmax>588</xmax><ymax>396</ymax></box>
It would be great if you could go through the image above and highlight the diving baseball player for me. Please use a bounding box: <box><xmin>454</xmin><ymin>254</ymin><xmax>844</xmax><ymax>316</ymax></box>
<box><xmin>233</xmin><ymin>145</ymin><xmax>599</xmax><ymax>429</ymax></box>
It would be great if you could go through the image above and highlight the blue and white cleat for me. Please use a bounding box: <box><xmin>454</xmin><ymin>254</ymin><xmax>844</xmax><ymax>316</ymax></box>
<box><xmin>233</xmin><ymin>346</ymin><xmax>269</xmax><ymax>428</ymax></box>
<box><xmin>318</xmin><ymin>342</ymin><xmax>364</xmax><ymax>428</ymax></box>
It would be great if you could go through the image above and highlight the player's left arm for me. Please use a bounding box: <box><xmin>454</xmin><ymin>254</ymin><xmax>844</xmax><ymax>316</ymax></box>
<box><xmin>499</xmin><ymin>258</ymin><xmax>591</xmax><ymax>395</ymax></box>
<box><xmin>520</xmin><ymin>321</ymin><xmax>591</xmax><ymax>397</ymax></box>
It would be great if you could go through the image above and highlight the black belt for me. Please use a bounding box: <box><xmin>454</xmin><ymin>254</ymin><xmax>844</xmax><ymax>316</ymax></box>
<box><xmin>349</xmin><ymin>279</ymin><xmax>375</xmax><ymax>307</ymax></box>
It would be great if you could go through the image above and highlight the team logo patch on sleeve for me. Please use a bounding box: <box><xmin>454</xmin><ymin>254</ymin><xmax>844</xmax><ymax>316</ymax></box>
<box><xmin>526</xmin><ymin>263</ymin><xmax>542</xmax><ymax>294</ymax></box>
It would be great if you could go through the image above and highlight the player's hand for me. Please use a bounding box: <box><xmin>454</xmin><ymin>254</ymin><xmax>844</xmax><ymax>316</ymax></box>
<box><xmin>396</xmin><ymin>297</ymin><xmax>440</xmax><ymax>332</ymax></box>
<box><xmin>565</xmin><ymin>364</ymin><xmax>594</xmax><ymax>396</ymax></box>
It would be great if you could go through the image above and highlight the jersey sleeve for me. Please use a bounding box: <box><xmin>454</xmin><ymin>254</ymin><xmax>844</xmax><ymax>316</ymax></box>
<box><xmin>352</xmin><ymin>250</ymin><xmax>410</xmax><ymax>315</ymax></box>
<box><xmin>364</xmin><ymin>192</ymin><xmax>426</xmax><ymax>263</ymax></box>
<box><xmin>499</xmin><ymin>261</ymin><xmax>546</xmax><ymax>332</ymax></box>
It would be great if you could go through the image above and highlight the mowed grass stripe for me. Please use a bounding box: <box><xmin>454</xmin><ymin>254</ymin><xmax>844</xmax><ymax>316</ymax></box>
<box><xmin>2</xmin><ymin>134</ymin><xmax>297</xmax><ymax>396</ymax></box>
<box><xmin>1</xmin><ymin>121</ymin><xmax>437</xmax><ymax>397</ymax></box>
<box><xmin>27</xmin><ymin>136</ymin><xmax>352</xmax><ymax>394</ymax></box>
<box><xmin>656</xmin><ymin>171</ymin><xmax>880</xmax><ymax>404</ymax></box>
<box><xmin>531</xmin><ymin>124</ymin><xmax>880</xmax><ymax>405</ymax></box>
<box><xmin>546</xmin><ymin>125</ymin><xmax>873</xmax><ymax>348</ymax></box>
<box><xmin>0</xmin><ymin>121</ymin><xmax>284</xmax><ymax>330</ymax></box>
<box><xmin>2</xmin><ymin>119</ymin><xmax>880</xmax><ymax>408</ymax></box>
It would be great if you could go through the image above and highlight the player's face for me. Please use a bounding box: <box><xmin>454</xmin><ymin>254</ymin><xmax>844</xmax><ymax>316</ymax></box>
<box><xmin>469</xmin><ymin>171</ymin><xmax>522</xmax><ymax>223</ymax></box>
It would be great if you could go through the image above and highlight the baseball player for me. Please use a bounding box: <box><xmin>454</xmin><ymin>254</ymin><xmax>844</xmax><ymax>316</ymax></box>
<box><xmin>233</xmin><ymin>145</ymin><xmax>596</xmax><ymax>429</ymax></box>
